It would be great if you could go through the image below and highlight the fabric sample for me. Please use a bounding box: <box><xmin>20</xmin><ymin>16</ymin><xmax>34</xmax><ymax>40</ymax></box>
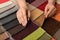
<box><xmin>0</xmin><ymin>32</ymin><xmax>9</xmax><ymax>40</ymax></box>
<box><xmin>0</xmin><ymin>12</ymin><xmax>16</xmax><ymax>25</ymax></box>
<box><xmin>0</xmin><ymin>0</ymin><xmax>9</xmax><ymax>4</ymax></box>
<box><xmin>27</xmin><ymin>3</ymin><xmax>36</xmax><ymax>11</ymax></box>
<box><xmin>30</xmin><ymin>8</ymin><xmax>45</xmax><ymax>26</ymax></box>
<box><xmin>0</xmin><ymin>1</ymin><xmax>12</xmax><ymax>9</ymax></box>
<box><xmin>3</xmin><ymin>19</ymin><xmax>19</xmax><ymax>30</ymax></box>
<box><xmin>0</xmin><ymin>2</ymin><xmax>15</xmax><ymax>13</ymax></box>
<box><xmin>38</xmin><ymin>33</ymin><xmax>52</xmax><ymax>40</ymax></box>
<box><xmin>37</xmin><ymin>1</ymin><xmax>48</xmax><ymax>11</ymax></box>
<box><xmin>31</xmin><ymin>8</ymin><xmax>43</xmax><ymax>21</ymax></box>
<box><xmin>52</xmin><ymin>4</ymin><xmax>60</xmax><ymax>22</ymax></box>
<box><xmin>42</xmin><ymin>18</ymin><xmax>60</xmax><ymax>36</ymax></box>
<box><xmin>0</xmin><ymin>26</ymin><xmax>6</xmax><ymax>34</ymax></box>
<box><xmin>0</xmin><ymin>6</ymin><xmax>18</xmax><ymax>19</ymax></box>
<box><xmin>31</xmin><ymin>0</ymin><xmax>47</xmax><ymax>7</ymax></box>
<box><xmin>33</xmin><ymin>14</ymin><xmax>45</xmax><ymax>26</ymax></box>
<box><xmin>8</xmin><ymin>24</ymin><xmax>24</xmax><ymax>36</ymax></box>
<box><xmin>53</xmin><ymin>29</ymin><xmax>60</xmax><ymax>40</ymax></box>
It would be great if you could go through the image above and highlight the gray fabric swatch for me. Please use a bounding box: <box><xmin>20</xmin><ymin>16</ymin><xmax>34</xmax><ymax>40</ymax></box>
<box><xmin>0</xmin><ymin>6</ymin><xmax>18</xmax><ymax>19</ymax></box>
<box><xmin>0</xmin><ymin>12</ymin><xmax>16</xmax><ymax>25</ymax></box>
<box><xmin>3</xmin><ymin>19</ymin><xmax>19</xmax><ymax>30</ymax></box>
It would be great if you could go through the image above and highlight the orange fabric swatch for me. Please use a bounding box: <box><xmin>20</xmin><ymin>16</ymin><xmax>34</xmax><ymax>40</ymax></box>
<box><xmin>52</xmin><ymin>4</ymin><xmax>60</xmax><ymax>22</ymax></box>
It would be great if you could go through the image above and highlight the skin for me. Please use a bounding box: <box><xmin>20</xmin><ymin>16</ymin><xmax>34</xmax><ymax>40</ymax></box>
<box><xmin>16</xmin><ymin>0</ymin><xmax>56</xmax><ymax>26</ymax></box>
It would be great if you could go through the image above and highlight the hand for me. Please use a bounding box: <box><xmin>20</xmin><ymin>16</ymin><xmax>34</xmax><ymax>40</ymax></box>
<box><xmin>16</xmin><ymin>6</ymin><xmax>30</xmax><ymax>27</ymax></box>
<box><xmin>44</xmin><ymin>3</ymin><xmax>56</xmax><ymax>18</ymax></box>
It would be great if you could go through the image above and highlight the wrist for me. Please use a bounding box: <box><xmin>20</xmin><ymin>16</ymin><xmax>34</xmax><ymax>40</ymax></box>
<box><xmin>48</xmin><ymin>0</ymin><xmax>55</xmax><ymax>5</ymax></box>
<box><xmin>16</xmin><ymin>0</ymin><xmax>27</xmax><ymax>8</ymax></box>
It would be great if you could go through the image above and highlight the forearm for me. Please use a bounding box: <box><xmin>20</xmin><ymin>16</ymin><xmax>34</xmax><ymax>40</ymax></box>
<box><xmin>48</xmin><ymin>0</ymin><xmax>56</xmax><ymax>4</ymax></box>
<box><xmin>16</xmin><ymin>0</ymin><xmax>27</xmax><ymax>8</ymax></box>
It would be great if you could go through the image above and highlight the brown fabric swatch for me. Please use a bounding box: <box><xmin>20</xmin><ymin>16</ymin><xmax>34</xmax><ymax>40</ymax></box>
<box><xmin>42</xmin><ymin>18</ymin><xmax>60</xmax><ymax>36</ymax></box>
<box><xmin>0</xmin><ymin>32</ymin><xmax>9</xmax><ymax>40</ymax></box>
<box><xmin>8</xmin><ymin>24</ymin><xmax>24</xmax><ymax>36</ymax></box>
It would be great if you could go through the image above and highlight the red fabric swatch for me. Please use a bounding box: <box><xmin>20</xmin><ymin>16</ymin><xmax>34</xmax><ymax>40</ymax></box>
<box><xmin>37</xmin><ymin>1</ymin><xmax>48</xmax><ymax>11</ymax></box>
<box><xmin>0</xmin><ymin>0</ymin><xmax>9</xmax><ymax>4</ymax></box>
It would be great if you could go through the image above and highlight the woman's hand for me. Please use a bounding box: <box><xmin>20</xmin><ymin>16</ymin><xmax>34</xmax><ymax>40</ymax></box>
<box><xmin>16</xmin><ymin>0</ymin><xmax>30</xmax><ymax>27</ymax></box>
<box><xmin>44</xmin><ymin>3</ymin><xmax>56</xmax><ymax>18</ymax></box>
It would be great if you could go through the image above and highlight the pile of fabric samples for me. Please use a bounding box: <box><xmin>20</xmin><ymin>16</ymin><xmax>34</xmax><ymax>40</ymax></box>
<box><xmin>0</xmin><ymin>0</ymin><xmax>60</xmax><ymax>40</ymax></box>
<box><xmin>0</xmin><ymin>0</ymin><xmax>22</xmax><ymax>40</ymax></box>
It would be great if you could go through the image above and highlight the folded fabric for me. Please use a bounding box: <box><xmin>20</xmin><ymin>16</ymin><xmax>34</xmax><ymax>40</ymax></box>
<box><xmin>13</xmin><ymin>20</ymin><xmax>38</xmax><ymax>40</ymax></box>
<box><xmin>0</xmin><ymin>26</ymin><xmax>6</xmax><ymax>34</ymax></box>
<box><xmin>33</xmin><ymin>14</ymin><xmax>45</xmax><ymax>26</ymax></box>
<box><xmin>53</xmin><ymin>29</ymin><xmax>60</xmax><ymax>40</ymax></box>
<box><xmin>23</xmin><ymin>27</ymin><xmax>45</xmax><ymax>40</ymax></box>
<box><xmin>0</xmin><ymin>1</ymin><xmax>15</xmax><ymax>13</ymax></box>
<box><xmin>31</xmin><ymin>0</ymin><xmax>47</xmax><ymax>8</ymax></box>
<box><xmin>0</xmin><ymin>6</ymin><xmax>18</xmax><ymax>19</ymax></box>
<box><xmin>0</xmin><ymin>0</ymin><xmax>9</xmax><ymax>4</ymax></box>
<box><xmin>42</xmin><ymin>18</ymin><xmax>60</xmax><ymax>36</ymax></box>
<box><xmin>27</xmin><ymin>3</ymin><xmax>36</xmax><ymax>11</ymax></box>
<box><xmin>0</xmin><ymin>32</ymin><xmax>9</xmax><ymax>40</ymax></box>
<box><xmin>30</xmin><ymin>8</ymin><xmax>45</xmax><ymax>26</ymax></box>
<box><xmin>8</xmin><ymin>24</ymin><xmax>24</xmax><ymax>36</ymax></box>
<box><xmin>31</xmin><ymin>8</ymin><xmax>43</xmax><ymax>21</ymax></box>
<box><xmin>52</xmin><ymin>4</ymin><xmax>60</xmax><ymax>22</ymax></box>
<box><xmin>0</xmin><ymin>0</ymin><xmax>12</xmax><ymax>9</ymax></box>
<box><xmin>37</xmin><ymin>1</ymin><xmax>48</xmax><ymax>11</ymax></box>
<box><xmin>0</xmin><ymin>12</ymin><xmax>16</xmax><ymax>25</ymax></box>
<box><xmin>3</xmin><ymin>19</ymin><xmax>19</xmax><ymax>30</ymax></box>
<box><xmin>38</xmin><ymin>33</ymin><xmax>52</xmax><ymax>40</ymax></box>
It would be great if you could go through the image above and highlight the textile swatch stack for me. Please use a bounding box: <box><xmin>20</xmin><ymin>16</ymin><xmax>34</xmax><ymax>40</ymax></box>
<box><xmin>0</xmin><ymin>0</ymin><xmax>60</xmax><ymax>40</ymax></box>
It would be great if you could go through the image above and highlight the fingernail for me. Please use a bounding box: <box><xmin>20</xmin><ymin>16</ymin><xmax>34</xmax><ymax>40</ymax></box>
<box><xmin>19</xmin><ymin>22</ymin><xmax>21</xmax><ymax>24</ymax></box>
<box><xmin>23</xmin><ymin>23</ymin><xmax>26</xmax><ymax>27</ymax></box>
<box><xmin>22</xmin><ymin>22</ymin><xmax>27</xmax><ymax>27</ymax></box>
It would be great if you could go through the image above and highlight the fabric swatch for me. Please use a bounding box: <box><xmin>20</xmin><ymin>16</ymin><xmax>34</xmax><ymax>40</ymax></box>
<box><xmin>8</xmin><ymin>24</ymin><xmax>24</xmax><ymax>36</ymax></box>
<box><xmin>31</xmin><ymin>8</ymin><xmax>43</xmax><ymax>21</ymax></box>
<box><xmin>52</xmin><ymin>4</ymin><xmax>60</xmax><ymax>22</ymax></box>
<box><xmin>0</xmin><ymin>12</ymin><xmax>16</xmax><ymax>25</ymax></box>
<box><xmin>33</xmin><ymin>14</ymin><xmax>45</xmax><ymax>26</ymax></box>
<box><xmin>38</xmin><ymin>33</ymin><xmax>52</xmax><ymax>40</ymax></box>
<box><xmin>0</xmin><ymin>32</ymin><xmax>9</xmax><ymax>40</ymax></box>
<box><xmin>3</xmin><ymin>19</ymin><xmax>19</xmax><ymax>30</ymax></box>
<box><xmin>0</xmin><ymin>1</ymin><xmax>12</xmax><ymax>9</ymax></box>
<box><xmin>42</xmin><ymin>18</ymin><xmax>60</xmax><ymax>36</ymax></box>
<box><xmin>53</xmin><ymin>29</ymin><xmax>60</xmax><ymax>40</ymax></box>
<box><xmin>0</xmin><ymin>2</ymin><xmax>15</xmax><ymax>13</ymax></box>
<box><xmin>0</xmin><ymin>0</ymin><xmax>9</xmax><ymax>4</ymax></box>
<box><xmin>0</xmin><ymin>6</ymin><xmax>18</xmax><ymax>19</ymax></box>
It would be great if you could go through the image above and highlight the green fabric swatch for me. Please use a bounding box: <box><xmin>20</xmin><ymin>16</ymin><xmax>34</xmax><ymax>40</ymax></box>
<box><xmin>23</xmin><ymin>27</ymin><xmax>45</xmax><ymax>40</ymax></box>
<box><xmin>38</xmin><ymin>33</ymin><xmax>52</xmax><ymax>40</ymax></box>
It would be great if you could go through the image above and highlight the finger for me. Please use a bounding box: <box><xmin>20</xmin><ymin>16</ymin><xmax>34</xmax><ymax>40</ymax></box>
<box><xmin>22</xmin><ymin>9</ymin><xmax>27</xmax><ymax>26</ymax></box>
<box><xmin>48</xmin><ymin>8</ymin><xmax>56</xmax><ymax>17</ymax></box>
<box><xmin>47</xmin><ymin>7</ymin><xmax>55</xmax><ymax>17</ymax></box>
<box><xmin>16</xmin><ymin>10</ymin><xmax>23</xmax><ymax>24</ymax></box>
<box><xmin>44</xmin><ymin>6</ymin><xmax>48</xmax><ymax>17</ymax></box>
<box><xmin>28</xmin><ymin>10</ymin><xmax>30</xmax><ymax>20</ymax></box>
<box><xmin>16</xmin><ymin>15</ymin><xmax>22</xmax><ymax>24</ymax></box>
